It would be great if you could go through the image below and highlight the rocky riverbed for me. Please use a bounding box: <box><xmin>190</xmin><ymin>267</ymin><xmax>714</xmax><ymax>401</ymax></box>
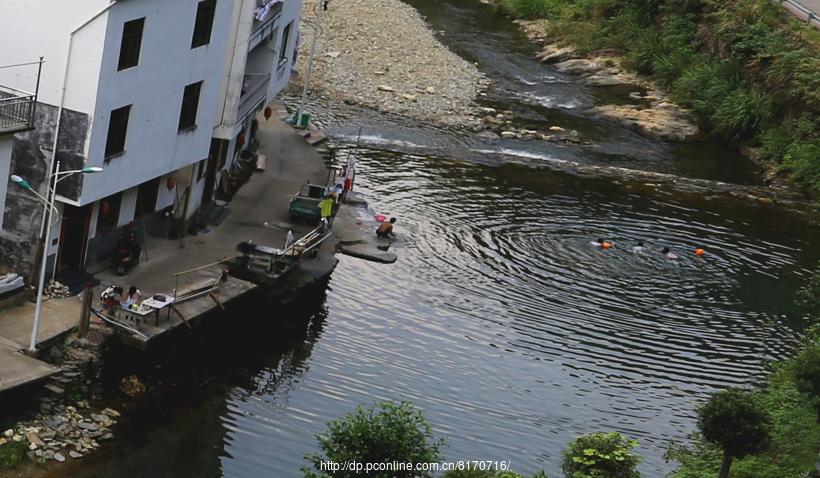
<box><xmin>514</xmin><ymin>19</ymin><xmax>700</xmax><ymax>142</ymax></box>
<box><xmin>292</xmin><ymin>0</ymin><xmax>489</xmax><ymax>128</ymax></box>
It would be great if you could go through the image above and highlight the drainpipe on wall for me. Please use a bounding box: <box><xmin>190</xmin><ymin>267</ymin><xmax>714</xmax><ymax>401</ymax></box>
<box><xmin>31</xmin><ymin>1</ymin><xmax>118</xmax><ymax>285</ymax></box>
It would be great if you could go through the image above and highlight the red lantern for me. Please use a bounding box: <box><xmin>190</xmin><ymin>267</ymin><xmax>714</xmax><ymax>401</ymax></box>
<box><xmin>166</xmin><ymin>176</ymin><xmax>175</xmax><ymax>190</ymax></box>
<box><xmin>238</xmin><ymin>133</ymin><xmax>245</xmax><ymax>148</ymax></box>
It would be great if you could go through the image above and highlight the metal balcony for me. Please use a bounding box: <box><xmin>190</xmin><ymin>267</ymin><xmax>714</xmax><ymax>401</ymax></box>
<box><xmin>249</xmin><ymin>1</ymin><xmax>283</xmax><ymax>51</ymax></box>
<box><xmin>0</xmin><ymin>85</ymin><xmax>36</xmax><ymax>135</ymax></box>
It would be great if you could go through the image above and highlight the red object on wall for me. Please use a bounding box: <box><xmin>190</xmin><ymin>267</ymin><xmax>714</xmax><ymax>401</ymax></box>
<box><xmin>166</xmin><ymin>176</ymin><xmax>176</xmax><ymax>190</ymax></box>
<box><xmin>238</xmin><ymin>133</ymin><xmax>246</xmax><ymax>148</ymax></box>
<box><xmin>264</xmin><ymin>106</ymin><xmax>272</xmax><ymax>121</ymax></box>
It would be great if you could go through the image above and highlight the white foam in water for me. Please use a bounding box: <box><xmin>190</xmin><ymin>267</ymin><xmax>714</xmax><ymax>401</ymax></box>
<box><xmin>529</xmin><ymin>93</ymin><xmax>580</xmax><ymax>109</ymax></box>
<box><xmin>472</xmin><ymin>147</ymin><xmax>568</xmax><ymax>164</ymax></box>
<box><xmin>516</xmin><ymin>76</ymin><xmax>537</xmax><ymax>86</ymax></box>
<box><xmin>336</xmin><ymin>133</ymin><xmax>426</xmax><ymax>149</ymax></box>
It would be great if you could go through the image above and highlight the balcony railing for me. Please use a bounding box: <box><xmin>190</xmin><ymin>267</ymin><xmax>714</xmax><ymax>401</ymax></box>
<box><xmin>249</xmin><ymin>1</ymin><xmax>283</xmax><ymax>51</ymax></box>
<box><xmin>238</xmin><ymin>73</ymin><xmax>271</xmax><ymax>123</ymax></box>
<box><xmin>0</xmin><ymin>85</ymin><xmax>36</xmax><ymax>135</ymax></box>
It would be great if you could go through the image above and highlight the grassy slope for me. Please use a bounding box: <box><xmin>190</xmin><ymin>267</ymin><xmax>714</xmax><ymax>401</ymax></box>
<box><xmin>498</xmin><ymin>0</ymin><xmax>820</xmax><ymax>195</ymax></box>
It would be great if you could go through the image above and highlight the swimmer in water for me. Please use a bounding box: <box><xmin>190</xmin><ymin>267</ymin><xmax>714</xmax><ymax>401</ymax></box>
<box><xmin>590</xmin><ymin>238</ymin><xmax>613</xmax><ymax>249</ymax></box>
<box><xmin>632</xmin><ymin>241</ymin><xmax>645</xmax><ymax>254</ymax></box>
<box><xmin>661</xmin><ymin>246</ymin><xmax>678</xmax><ymax>259</ymax></box>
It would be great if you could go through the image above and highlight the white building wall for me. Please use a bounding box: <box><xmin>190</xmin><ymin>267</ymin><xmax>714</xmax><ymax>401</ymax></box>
<box><xmin>0</xmin><ymin>0</ymin><xmax>109</xmax><ymax>114</ymax></box>
<box><xmin>79</xmin><ymin>0</ymin><xmax>236</xmax><ymax>206</ymax></box>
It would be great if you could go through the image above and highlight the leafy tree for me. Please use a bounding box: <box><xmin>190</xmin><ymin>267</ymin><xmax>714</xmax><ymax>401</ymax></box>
<box><xmin>697</xmin><ymin>389</ymin><xmax>772</xmax><ymax>478</ymax></box>
<box><xmin>561</xmin><ymin>431</ymin><xmax>641</xmax><ymax>478</ymax></box>
<box><xmin>444</xmin><ymin>470</ymin><xmax>548</xmax><ymax>478</ymax></box>
<box><xmin>791</xmin><ymin>344</ymin><xmax>820</xmax><ymax>423</ymax></box>
<box><xmin>303</xmin><ymin>400</ymin><xmax>442</xmax><ymax>478</ymax></box>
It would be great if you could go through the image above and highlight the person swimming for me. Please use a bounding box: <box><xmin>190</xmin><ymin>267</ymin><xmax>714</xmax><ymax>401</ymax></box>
<box><xmin>591</xmin><ymin>238</ymin><xmax>613</xmax><ymax>249</ymax></box>
<box><xmin>632</xmin><ymin>241</ymin><xmax>645</xmax><ymax>253</ymax></box>
<box><xmin>661</xmin><ymin>246</ymin><xmax>678</xmax><ymax>259</ymax></box>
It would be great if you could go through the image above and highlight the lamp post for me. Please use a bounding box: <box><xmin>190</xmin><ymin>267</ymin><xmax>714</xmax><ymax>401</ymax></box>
<box><xmin>11</xmin><ymin>162</ymin><xmax>102</xmax><ymax>352</ymax></box>
<box><xmin>295</xmin><ymin>0</ymin><xmax>323</xmax><ymax>128</ymax></box>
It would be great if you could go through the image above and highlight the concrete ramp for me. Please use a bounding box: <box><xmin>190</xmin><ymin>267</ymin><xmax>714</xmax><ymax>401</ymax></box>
<box><xmin>0</xmin><ymin>337</ymin><xmax>59</xmax><ymax>393</ymax></box>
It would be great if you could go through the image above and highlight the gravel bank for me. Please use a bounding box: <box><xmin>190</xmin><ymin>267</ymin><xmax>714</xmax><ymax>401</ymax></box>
<box><xmin>292</xmin><ymin>0</ymin><xmax>489</xmax><ymax>128</ymax></box>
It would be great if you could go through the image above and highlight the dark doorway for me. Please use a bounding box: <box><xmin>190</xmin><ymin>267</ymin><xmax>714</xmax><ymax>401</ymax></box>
<box><xmin>203</xmin><ymin>139</ymin><xmax>224</xmax><ymax>206</ymax></box>
<box><xmin>135</xmin><ymin>177</ymin><xmax>161</xmax><ymax>218</ymax></box>
<box><xmin>58</xmin><ymin>204</ymin><xmax>93</xmax><ymax>273</ymax></box>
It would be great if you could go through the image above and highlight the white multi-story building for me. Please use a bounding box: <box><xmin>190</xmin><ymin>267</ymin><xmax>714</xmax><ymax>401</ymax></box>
<box><xmin>0</xmin><ymin>0</ymin><xmax>302</xmax><ymax>278</ymax></box>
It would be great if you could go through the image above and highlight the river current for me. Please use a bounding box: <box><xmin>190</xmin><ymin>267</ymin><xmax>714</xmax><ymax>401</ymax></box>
<box><xmin>54</xmin><ymin>0</ymin><xmax>819</xmax><ymax>477</ymax></box>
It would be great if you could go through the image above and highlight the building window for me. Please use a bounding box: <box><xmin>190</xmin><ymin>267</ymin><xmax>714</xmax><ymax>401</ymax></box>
<box><xmin>279</xmin><ymin>22</ymin><xmax>292</xmax><ymax>62</ymax></box>
<box><xmin>197</xmin><ymin>159</ymin><xmax>206</xmax><ymax>181</ymax></box>
<box><xmin>104</xmin><ymin>105</ymin><xmax>131</xmax><ymax>159</ymax></box>
<box><xmin>191</xmin><ymin>0</ymin><xmax>216</xmax><ymax>48</ymax></box>
<box><xmin>178</xmin><ymin>81</ymin><xmax>203</xmax><ymax>132</ymax></box>
<box><xmin>117</xmin><ymin>18</ymin><xmax>145</xmax><ymax>71</ymax></box>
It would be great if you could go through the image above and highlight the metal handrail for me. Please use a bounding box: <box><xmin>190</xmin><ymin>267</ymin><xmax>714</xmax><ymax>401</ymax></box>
<box><xmin>249</xmin><ymin>5</ymin><xmax>283</xmax><ymax>51</ymax></box>
<box><xmin>777</xmin><ymin>0</ymin><xmax>820</xmax><ymax>28</ymax></box>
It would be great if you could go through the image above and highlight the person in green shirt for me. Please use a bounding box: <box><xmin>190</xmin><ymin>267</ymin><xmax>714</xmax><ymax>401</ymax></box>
<box><xmin>318</xmin><ymin>195</ymin><xmax>335</xmax><ymax>228</ymax></box>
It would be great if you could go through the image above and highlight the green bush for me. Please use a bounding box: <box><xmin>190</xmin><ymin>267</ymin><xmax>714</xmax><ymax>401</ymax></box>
<box><xmin>303</xmin><ymin>400</ymin><xmax>443</xmax><ymax>478</ymax></box>
<box><xmin>0</xmin><ymin>441</ymin><xmax>28</xmax><ymax>469</ymax></box>
<box><xmin>790</xmin><ymin>344</ymin><xmax>820</xmax><ymax>422</ymax></box>
<box><xmin>697</xmin><ymin>388</ymin><xmax>772</xmax><ymax>478</ymax></box>
<box><xmin>561</xmin><ymin>432</ymin><xmax>641</xmax><ymax>478</ymax></box>
<box><xmin>443</xmin><ymin>470</ymin><xmax>547</xmax><ymax>478</ymax></box>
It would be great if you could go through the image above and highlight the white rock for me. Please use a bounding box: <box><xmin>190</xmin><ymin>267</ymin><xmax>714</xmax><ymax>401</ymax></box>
<box><xmin>401</xmin><ymin>94</ymin><xmax>417</xmax><ymax>102</ymax></box>
<box><xmin>54</xmin><ymin>452</ymin><xmax>65</xmax><ymax>462</ymax></box>
<box><xmin>3</xmin><ymin>429</ymin><xmax>13</xmax><ymax>437</ymax></box>
<box><xmin>69</xmin><ymin>450</ymin><xmax>83</xmax><ymax>459</ymax></box>
<box><xmin>377</xmin><ymin>85</ymin><xmax>394</xmax><ymax>92</ymax></box>
<box><xmin>500</xmin><ymin>131</ymin><xmax>517</xmax><ymax>138</ymax></box>
<box><xmin>424</xmin><ymin>86</ymin><xmax>436</xmax><ymax>94</ymax></box>
<box><xmin>549</xmin><ymin>126</ymin><xmax>565</xmax><ymax>132</ymax></box>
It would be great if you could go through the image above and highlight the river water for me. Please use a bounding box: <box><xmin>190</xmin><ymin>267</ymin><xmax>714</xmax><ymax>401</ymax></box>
<box><xmin>56</xmin><ymin>1</ymin><xmax>819</xmax><ymax>477</ymax></box>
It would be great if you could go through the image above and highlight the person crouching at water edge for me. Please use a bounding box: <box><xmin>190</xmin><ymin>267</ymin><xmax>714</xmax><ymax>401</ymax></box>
<box><xmin>377</xmin><ymin>218</ymin><xmax>397</xmax><ymax>239</ymax></box>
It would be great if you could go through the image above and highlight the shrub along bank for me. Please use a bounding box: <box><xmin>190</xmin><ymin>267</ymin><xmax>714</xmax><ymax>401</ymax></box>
<box><xmin>495</xmin><ymin>0</ymin><xmax>820</xmax><ymax>195</ymax></box>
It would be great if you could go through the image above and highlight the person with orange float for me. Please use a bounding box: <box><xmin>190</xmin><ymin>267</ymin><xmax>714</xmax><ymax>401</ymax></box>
<box><xmin>591</xmin><ymin>238</ymin><xmax>613</xmax><ymax>249</ymax></box>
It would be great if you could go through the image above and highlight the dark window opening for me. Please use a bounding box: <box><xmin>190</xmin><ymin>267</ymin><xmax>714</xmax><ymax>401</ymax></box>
<box><xmin>197</xmin><ymin>159</ymin><xmax>206</xmax><ymax>181</ymax></box>
<box><xmin>104</xmin><ymin>105</ymin><xmax>131</xmax><ymax>158</ymax></box>
<box><xmin>117</xmin><ymin>18</ymin><xmax>145</xmax><ymax>70</ymax></box>
<box><xmin>279</xmin><ymin>22</ymin><xmax>292</xmax><ymax>62</ymax></box>
<box><xmin>134</xmin><ymin>178</ymin><xmax>160</xmax><ymax>218</ymax></box>
<box><xmin>96</xmin><ymin>193</ymin><xmax>122</xmax><ymax>234</ymax></box>
<box><xmin>191</xmin><ymin>0</ymin><xmax>216</xmax><ymax>48</ymax></box>
<box><xmin>178</xmin><ymin>81</ymin><xmax>203</xmax><ymax>132</ymax></box>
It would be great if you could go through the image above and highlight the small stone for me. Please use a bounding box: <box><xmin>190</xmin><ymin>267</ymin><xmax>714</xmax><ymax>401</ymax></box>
<box><xmin>78</xmin><ymin>422</ymin><xmax>98</xmax><ymax>432</ymax></box>
<box><xmin>44</xmin><ymin>384</ymin><xmax>65</xmax><ymax>395</ymax></box>
<box><xmin>373</xmin><ymin>70</ymin><xmax>385</xmax><ymax>75</ymax></box>
<box><xmin>99</xmin><ymin>433</ymin><xmax>114</xmax><ymax>441</ymax></box>
<box><xmin>424</xmin><ymin>86</ymin><xmax>436</xmax><ymax>94</ymax></box>
<box><xmin>29</xmin><ymin>442</ymin><xmax>38</xmax><ymax>450</ymax></box>
<box><xmin>12</xmin><ymin>434</ymin><xmax>22</xmax><ymax>442</ymax></box>
<box><xmin>549</xmin><ymin>126</ymin><xmax>565</xmax><ymax>132</ymax></box>
<box><xmin>102</xmin><ymin>408</ymin><xmax>120</xmax><ymax>418</ymax></box>
<box><xmin>54</xmin><ymin>452</ymin><xmax>65</xmax><ymax>462</ymax></box>
<box><xmin>69</xmin><ymin>450</ymin><xmax>83</xmax><ymax>459</ymax></box>
<box><xmin>376</xmin><ymin>85</ymin><xmax>394</xmax><ymax>92</ymax></box>
<box><xmin>478</xmin><ymin>107</ymin><xmax>497</xmax><ymax>115</ymax></box>
<box><xmin>401</xmin><ymin>94</ymin><xmax>417</xmax><ymax>102</ymax></box>
<box><xmin>3</xmin><ymin>429</ymin><xmax>12</xmax><ymax>438</ymax></box>
<box><xmin>26</xmin><ymin>432</ymin><xmax>45</xmax><ymax>448</ymax></box>
<box><xmin>500</xmin><ymin>131</ymin><xmax>516</xmax><ymax>139</ymax></box>
<box><xmin>326</xmin><ymin>51</ymin><xmax>341</xmax><ymax>58</ymax></box>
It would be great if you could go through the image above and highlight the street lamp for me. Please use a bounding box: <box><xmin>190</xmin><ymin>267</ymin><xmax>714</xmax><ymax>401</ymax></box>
<box><xmin>11</xmin><ymin>161</ymin><xmax>102</xmax><ymax>352</ymax></box>
<box><xmin>295</xmin><ymin>0</ymin><xmax>324</xmax><ymax>127</ymax></box>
